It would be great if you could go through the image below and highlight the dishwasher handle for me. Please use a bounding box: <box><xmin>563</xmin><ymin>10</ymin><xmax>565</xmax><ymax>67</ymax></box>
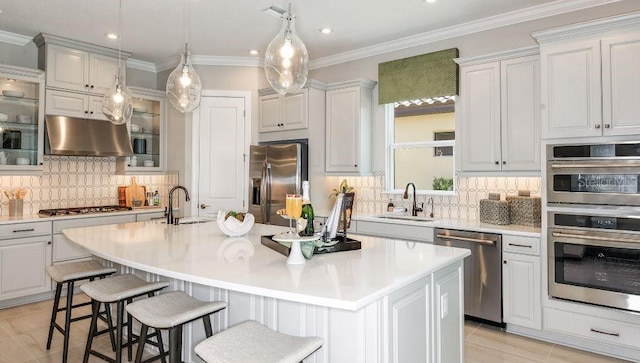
<box><xmin>435</xmin><ymin>233</ymin><xmax>497</xmax><ymax>246</ymax></box>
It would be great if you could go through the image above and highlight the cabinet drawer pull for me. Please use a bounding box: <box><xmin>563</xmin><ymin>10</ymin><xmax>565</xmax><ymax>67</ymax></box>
<box><xmin>13</xmin><ymin>228</ymin><xmax>35</xmax><ymax>233</ymax></box>
<box><xmin>508</xmin><ymin>243</ymin><xmax>532</xmax><ymax>248</ymax></box>
<box><xmin>590</xmin><ymin>328</ymin><xmax>619</xmax><ymax>337</ymax></box>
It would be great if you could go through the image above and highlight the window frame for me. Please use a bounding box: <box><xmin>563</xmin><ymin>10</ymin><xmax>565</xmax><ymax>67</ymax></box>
<box><xmin>384</xmin><ymin>103</ymin><xmax>456</xmax><ymax>195</ymax></box>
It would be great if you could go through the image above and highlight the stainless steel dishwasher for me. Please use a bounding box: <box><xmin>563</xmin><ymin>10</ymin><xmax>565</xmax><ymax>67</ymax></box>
<box><xmin>434</xmin><ymin>228</ymin><xmax>503</xmax><ymax>325</ymax></box>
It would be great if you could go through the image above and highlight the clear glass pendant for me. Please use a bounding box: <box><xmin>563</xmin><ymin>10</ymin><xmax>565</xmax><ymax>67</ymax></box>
<box><xmin>102</xmin><ymin>73</ymin><xmax>133</xmax><ymax>125</ymax></box>
<box><xmin>264</xmin><ymin>12</ymin><xmax>308</xmax><ymax>95</ymax></box>
<box><xmin>166</xmin><ymin>49</ymin><xmax>202</xmax><ymax>113</ymax></box>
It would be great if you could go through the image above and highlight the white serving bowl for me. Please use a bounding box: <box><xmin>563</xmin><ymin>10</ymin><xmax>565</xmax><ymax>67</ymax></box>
<box><xmin>130</xmin><ymin>124</ymin><xmax>140</xmax><ymax>132</ymax></box>
<box><xmin>143</xmin><ymin>160</ymin><xmax>154</xmax><ymax>167</ymax></box>
<box><xmin>216</xmin><ymin>211</ymin><xmax>254</xmax><ymax>237</ymax></box>
<box><xmin>2</xmin><ymin>90</ymin><xmax>24</xmax><ymax>98</ymax></box>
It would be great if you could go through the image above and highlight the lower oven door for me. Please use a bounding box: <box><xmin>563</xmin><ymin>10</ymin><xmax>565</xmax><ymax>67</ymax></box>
<box><xmin>548</xmin><ymin>227</ymin><xmax>640</xmax><ymax>312</ymax></box>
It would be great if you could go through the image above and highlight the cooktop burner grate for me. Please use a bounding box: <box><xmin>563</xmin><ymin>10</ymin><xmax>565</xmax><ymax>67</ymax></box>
<box><xmin>38</xmin><ymin>205</ymin><xmax>133</xmax><ymax>216</ymax></box>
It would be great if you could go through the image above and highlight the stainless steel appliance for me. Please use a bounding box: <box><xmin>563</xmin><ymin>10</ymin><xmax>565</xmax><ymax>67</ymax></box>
<box><xmin>248</xmin><ymin>143</ymin><xmax>307</xmax><ymax>226</ymax></box>
<box><xmin>434</xmin><ymin>228</ymin><xmax>503</xmax><ymax>324</ymax></box>
<box><xmin>548</xmin><ymin>209</ymin><xmax>640</xmax><ymax>313</ymax></box>
<box><xmin>38</xmin><ymin>205</ymin><xmax>132</xmax><ymax>216</ymax></box>
<box><xmin>547</xmin><ymin>142</ymin><xmax>640</xmax><ymax>206</ymax></box>
<box><xmin>45</xmin><ymin>115</ymin><xmax>133</xmax><ymax>157</ymax></box>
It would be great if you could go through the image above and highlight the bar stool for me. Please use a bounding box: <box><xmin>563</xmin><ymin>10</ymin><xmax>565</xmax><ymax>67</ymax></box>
<box><xmin>194</xmin><ymin>320</ymin><xmax>323</xmax><ymax>363</ymax></box>
<box><xmin>81</xmin><ymin>274</ymin><xmax>170</xmax><ymax>363</ymax></box>
<box><xmin>126</xmin><ymin>291</ymin><xmax>227</xmax><ymax>363</ymax></box>
<box><xmin>46</xmin><ymin>259</ymin><xmax>117</xmax><ymax>363</ymax></box>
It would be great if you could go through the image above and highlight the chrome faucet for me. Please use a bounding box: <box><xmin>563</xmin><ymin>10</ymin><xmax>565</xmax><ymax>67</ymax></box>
<box><xmin>166</xmin><ymin>185</ymin><xmax>190</xmax><ymax>225</ymax></box>
<box><xmin>403</xmin><ymin>182</ymin><xmax>423</xmax><ymax>217</ymax></box>
<box><xmin>427</xmin><ymin>197</ymin><xmax>434</xmax><ymax>218</ymax></box>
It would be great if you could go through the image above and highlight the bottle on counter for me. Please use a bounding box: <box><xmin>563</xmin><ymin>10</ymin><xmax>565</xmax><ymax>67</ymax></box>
<box><xmin>153</xmin><ymin>190</ymin><xmax>160</xmax><ymax>206</ymax></box>
<box><xmin>387</xmin><ymin>199</ymin><xmax>395</xmax><ymax>212</ymax></box>
<box><xmin>300</xmin><ymin>181</ymin><xmax>315</xmax><ymax>236</ymax></box>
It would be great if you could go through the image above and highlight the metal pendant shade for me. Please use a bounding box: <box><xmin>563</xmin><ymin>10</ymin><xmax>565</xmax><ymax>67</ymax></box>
<box><xmin>264</xmin><ymin>7</ymin><xmax>308</xmax><ymax>95</ymax></box>
<box><xmin>166</xmin><ymin>46</ymin><xmax>202</xmax><ymax>113</ymax></box>
<box><xmin>103</xmin><ymin>0</ymin><xmax>133</xmax><ymax>125</ymax></box>
<box><xmin>166</xmin><ymin>0</ymin><xmax>202</xmax><ymax>113</ymax></box>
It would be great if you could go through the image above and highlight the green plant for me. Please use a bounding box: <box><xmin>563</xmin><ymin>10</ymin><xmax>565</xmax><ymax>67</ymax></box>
<box><xmin>432</xmin><ymin>177</ymin><xmax>454</xmax><ymax>191</ymax></box>
<box><xmin>329</xmin><ymin>179</ymin><xmax>354</xmax><ymax>198</ymax></box>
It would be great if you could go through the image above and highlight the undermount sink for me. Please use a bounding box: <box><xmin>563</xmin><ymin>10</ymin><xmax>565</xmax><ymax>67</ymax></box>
<box><xmin>371</xmin><ymin>214</ymin><xmax>438</xmax><ymax>222</ymax></box>
<box><xmin>161</xmin><ymin>217</ymin><xmax>215</xmax><ymax>225</ymax></box>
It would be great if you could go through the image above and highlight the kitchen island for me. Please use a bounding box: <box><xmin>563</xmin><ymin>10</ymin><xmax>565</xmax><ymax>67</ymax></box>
<box><xmin>63</xmin><ymin>220</ymin><xmax>470</xmax><ymax>363</ymax></box>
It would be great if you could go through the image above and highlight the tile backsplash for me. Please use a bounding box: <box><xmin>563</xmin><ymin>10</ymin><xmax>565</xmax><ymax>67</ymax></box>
<box><xmin>327</xmin><ymin>173</ymin><xmax>541</xmax><ymax>220</ymax></box>
<box><xmin>0</xmin><ymin>156</ymin><xmax>178</xmax><ymax>216</ymax></box>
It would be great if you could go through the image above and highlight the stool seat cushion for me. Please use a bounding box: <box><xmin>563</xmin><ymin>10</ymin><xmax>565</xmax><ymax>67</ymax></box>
<box><xmin>126</xmin><ymin>291</ymin><xmax>226</xmax><ymax>329</ymax></box>
<box><xmin>80</xmin><ymin>274</ymin><xmax>169</xmax><ymax>303</ymax></box>
<box><xmin>46</xmin><ymin>260</ymin><xmax>116</xmax><ymax>283</ymax></box>
<box><xmin>194</xmin><ymin>320</ymin><xmax>323</xmax><ymax>363</ymax></box>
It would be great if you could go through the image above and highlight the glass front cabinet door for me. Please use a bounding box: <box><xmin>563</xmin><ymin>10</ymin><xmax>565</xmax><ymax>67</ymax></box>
<box><xmin>0</xmin><ymin>64</ymin><xmax>45</xmax><ymax>173</ymax></box>
<box><xmin>116</xmin><ymin>87</ymin><xmax>167</xmax><ymax>173</ymax></box>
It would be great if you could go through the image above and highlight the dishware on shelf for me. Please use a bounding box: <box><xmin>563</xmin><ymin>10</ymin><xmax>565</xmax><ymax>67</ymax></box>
<box><xmin>16</xmin><ymin>157</ymin><xmax>30</xmax><ymax>165</ymax></box>
<box><xmin>16</xmin><ymin>115</ymin><xmax>32</xmax><ymax>124</ymax></box>
<box><xmin>2</xmin><ymin>90</ymin><xmax>24</xmax><ymax>98</ymax></box>
<box><xmin>133</xmin><ymin>107</ymin><xmax>147</xmax><ymax>113</ymax></box>
<box><xmin>216</xmin><ymin>210</ymin><xmax>255</xmax><ymax>236</ymax></box>
<box><xmin>130</xmin><ymin>124</ymin><xmax>140</xmax><ymax>132</ymax></box>
<box><xmin>130</xmin><ymin>155</ymin><xmax>138</xmax><ymax>167</ymax></box>
<box><xmin>285</xmin><ymin>194</ymin><xmax>302</xmax><ymax>236</ymax></box>
<box><xmin>133</xmin><ymin>137</ymin><xmax>146</xmax><ymax>154</ymax></box>
<box><xmin>2</xmin><ymin>129</ymin><xmax>21</xmax><ymax>149</ymax></box>
<box><xmin>0</xmin><ymin>151</ymin><xmax>7</xmax><ymax>165</ymax></box>
<box><xmin>0</xmin><ymin>113</ymin><xmax>8</xmax><ymax>122</ymax></box>
<box><xmin>143</xmin><ymin>160</ymin><xmax>154</xmax><ymax>167</ymax></box>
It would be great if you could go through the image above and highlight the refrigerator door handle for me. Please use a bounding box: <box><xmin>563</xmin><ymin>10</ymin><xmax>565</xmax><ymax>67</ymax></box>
<box><xmin>261</xmin><ymin>162</ymin><xmax>272</xmax><ymax>224</ymax></box>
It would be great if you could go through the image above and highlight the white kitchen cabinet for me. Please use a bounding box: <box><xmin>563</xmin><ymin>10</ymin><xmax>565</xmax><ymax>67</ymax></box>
<box><xmin>116</xmin><ymin>87</ymin><xmax>167</xmax><ymax>174</ymax></box>
<box><xmin>37</xmin><ymin>41</ymin><xmax>124</xmax><ymax>95</ymax></box>
<box><xmin>357</xmin><ymin>219</ymin><xmax>433</xmax><ymax>243</ymax></box>
<box><xmin>457</xmin><ymin>47</ymin><xmax>540</xmax><ymax>172</ymax></box>
<box><xmin>258</xmin><ymin>83</ymin><xmax>323</xmax><ymax>133</ymax></box>
<box><xmin>502</xmin><ymin>234</ymin><xmax>541</xmax><ymax>330</ymax></box>
<box><xmin>45</xmin><ymin>89</ymin><xmax>108</xmax><ymax>120</ymax></box>
<box><xmin>0</xmin><ymin>64</ymin><xmax>46</xmax><ymax>172</ymax></box>
<box><xmin>533</xmin><ymin>15</ymin><xmax>640</xmax><ymax>139</ymax></box>
<box><xmin>0</xmin><ymin>236</ymin><xmax>52</xmax><ymax>301</ymax></box>
<box><xmin>325</xmin><ymin>79</ymin><xmax>376</xmax><ymax>175</ymax></box>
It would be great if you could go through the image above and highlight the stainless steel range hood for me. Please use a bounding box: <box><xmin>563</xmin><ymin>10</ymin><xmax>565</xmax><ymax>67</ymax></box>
<box><xmin>45</xmin><ymin>115</ymin><xmax>133</xmax><ymax>157</ymax></box>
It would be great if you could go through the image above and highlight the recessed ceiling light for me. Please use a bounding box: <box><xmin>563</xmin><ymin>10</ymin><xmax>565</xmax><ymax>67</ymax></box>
<box><xmin>319</xmin><ymin>27</ymin><xmax>333</xmax><ymax>34</ymax></box>
<box><xmin>249</xmin><ymin>50</ymin><xmax>259</xmax><ymax>55</ymax></box>
<box><xmin>425</xmin><ymin>0</ymin><xmax>437</xmax><ymax>3</ymax></box>
<box><xmin>106</xmin><ymin>33</ymin><xmax>118</xmax><ymax>40</ymax></box>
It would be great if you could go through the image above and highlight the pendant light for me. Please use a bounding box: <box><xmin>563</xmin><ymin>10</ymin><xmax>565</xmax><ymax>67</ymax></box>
<box><xmin>264</xmin><ymin>4</ymin><xmax>308</xmax><ymax>95</ymax></box>
<box><xmin>166</xmin><ymin>0</ymin><xmax>202</xmax><ymax>113</ymax></box>
<box><xmin>103</xmin><ymin>0</ymin><xmax>133</xmax><ymax>125</ymax></box>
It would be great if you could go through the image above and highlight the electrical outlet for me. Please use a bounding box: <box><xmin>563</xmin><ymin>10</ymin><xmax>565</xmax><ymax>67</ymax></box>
<box><xmin>441</xmin><ymin>293</ymin><xmax>448</xmax><ymax>319</ymax></box>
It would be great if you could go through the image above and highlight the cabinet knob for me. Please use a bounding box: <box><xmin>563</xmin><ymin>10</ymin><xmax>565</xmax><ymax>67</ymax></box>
<box><xmin>503</xmin><ymin>260</ymin><xmax>507</xmax><ymax>264</ymax></box>
<box><xmin>495</xmin><ymin>161</ymin><xmax>499</xmax><ymax>165</ymax></box>
<box><xmin>604</xmin><ymin>124</ymin><xmax>610</xmax><ymax>129</ymax></box>
<box><xmin>200</xmin><ymin>204</ymin><xmax>210</xmax><ymax>209</ymax></box>
<box><xmin>90</xmin><ymin>111</ymin><xmax>93</xmax><ymax>114</ymax></box>
<box><xmin>595</xmin><ymin>124</ymin><xmax>601</xmax><ymax>129</ymax></box>
<box><xmin>85</xmin><ymin>84</ymin><xmax>89</xmax><ymax>88</ymax></box>
<box><xmin>84</xmin><ymin>111</ymin><xmax>89</xmax><ymax>114</ymax></box>
<box><xmin>48</xmin><ymin>241</ymin><xmax>52</xmax><ymax>245</ymax></box>
<box><xmin>502</xmin><ymin>161</ymin><xmax>506</xmax><ymax>165</ymax></box>
<box><xmin>354</xmin><ymin>164</ymin><xmax>358</xmax><ymax>167</ymax></box>
<box><xmin>90</xmin><ymin>85</ymin><xmax>94</xmax><ymax>89</ymax></box>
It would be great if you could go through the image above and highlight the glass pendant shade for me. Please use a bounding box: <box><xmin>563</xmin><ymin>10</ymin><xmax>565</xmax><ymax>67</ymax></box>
<box><xmin>264</xmin><ymin>12</ymin><xmax>308</xmax><ymax>95</ymax></box>
<box><xmin>102</xmin><ymin>73</ymin><xmax>133</xmax><ymax>125</ymax></box>
<box><xmin>166</xmin><ymin>50</ymin><xmax>202</xmax><ymax>113</ymax></box>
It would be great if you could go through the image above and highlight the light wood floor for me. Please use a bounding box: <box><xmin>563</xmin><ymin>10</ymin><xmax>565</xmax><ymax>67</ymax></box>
<box><xmin>0</xmin><ymin>295</ymin><xmax>631</xmax><ymax>362</ymax></box>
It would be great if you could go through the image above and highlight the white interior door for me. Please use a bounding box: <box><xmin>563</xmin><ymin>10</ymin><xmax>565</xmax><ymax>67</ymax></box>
<box><xmin>196</xmin><ymin>96</ymin><xmax>247</xmax><ymax>218</ymax></box>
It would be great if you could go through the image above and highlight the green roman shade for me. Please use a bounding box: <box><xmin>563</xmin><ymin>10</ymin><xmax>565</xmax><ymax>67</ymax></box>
<box><xmin>378</xmin><ymin>48</ymin><xmax>459</xmax><ymax>105</ymax></box>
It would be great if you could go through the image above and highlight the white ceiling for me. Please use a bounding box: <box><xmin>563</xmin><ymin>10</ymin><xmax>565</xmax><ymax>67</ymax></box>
<box><xmin>0</xmin><ymin>0</ymin><xmax>620</xmax><ymax>68</ymax></box>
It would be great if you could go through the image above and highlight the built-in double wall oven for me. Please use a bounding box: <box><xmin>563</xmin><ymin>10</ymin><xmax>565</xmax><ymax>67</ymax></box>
<box><xmin>547</xmin><ymin>141</ymin><xmax>640</xmax><ymax>313</ymax></box>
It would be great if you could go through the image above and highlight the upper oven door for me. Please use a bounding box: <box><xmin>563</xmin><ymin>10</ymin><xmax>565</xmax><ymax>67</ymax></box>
<box><xmin>547</xmin><ymin>143</ymin><xmax>640</xmax><ymax>206</ymax></box>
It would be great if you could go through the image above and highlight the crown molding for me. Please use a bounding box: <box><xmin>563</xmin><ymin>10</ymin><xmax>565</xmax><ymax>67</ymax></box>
<box><xmin>309</xmin><ymin>0</ymin><xmax>621</xmax><ymax>70</ymax></box>
<box><xmin>156</xmin><ymin>55</ymin><xmax>262</xmax><ymax>72</ymax></box>
<box><xmin>455</xmin><ymin>45</ymin><xmax>539</xmax><ymax>66</ymax></box>
<box><xmin>33</xmin><ymin>33</ymin><xmax>132</xmax><ymax>59</ymax></box>
<box><xmin>126</xmin><ymin>59</ymin><xmax>157</xmax><ymax>73</ymax></box>
<box><xmin>532</xmin><ymin>10</ymin><xmax>640</xmax><ymax>43</ymax></box>
<box><xmin>0</xmin><ymin>30</ymin><xmax>32</xmax><ymax>46</ymax></box>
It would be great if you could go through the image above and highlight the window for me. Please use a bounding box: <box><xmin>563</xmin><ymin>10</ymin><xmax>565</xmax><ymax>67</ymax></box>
<box><xmin>386</xmin><ymin>97</ymin><xmax>455</xmax><ymax>193</ymax></box>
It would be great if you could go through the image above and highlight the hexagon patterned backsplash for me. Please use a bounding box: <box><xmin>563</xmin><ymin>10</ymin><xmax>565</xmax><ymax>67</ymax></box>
<box><xmin>0</xmin><ymin>156</ymin><xmax>179</xmax><ymax>216</ymax></box>
<box><xmin>327</xmin><ymin>173</ymin><xmax>541</xmax><ymax>220</ymax></box>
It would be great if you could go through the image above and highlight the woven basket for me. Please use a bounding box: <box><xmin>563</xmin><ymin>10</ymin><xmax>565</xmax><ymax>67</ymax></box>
<box><xmin>479</xmin><ymin>199</ymin><xmax>510</xmax><ymax>225</ymax></box>
<box><xmin>506</xmin><ymin>195</ymin><xmax>541</xmax><ymax>227</ymax></box>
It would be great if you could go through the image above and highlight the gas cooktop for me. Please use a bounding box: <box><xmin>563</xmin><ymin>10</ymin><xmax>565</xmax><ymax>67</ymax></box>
<box><xmin>38</xmin><ymin>206</ymin><xmax>133</xmax><ymax>217</ymax></box>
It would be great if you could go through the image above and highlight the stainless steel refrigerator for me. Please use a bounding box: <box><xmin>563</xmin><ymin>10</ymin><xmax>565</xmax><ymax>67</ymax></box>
<box><xmin>248</xmin><ymin>143</ymin><xmax>307</xmax><ymax>226</ymax></box>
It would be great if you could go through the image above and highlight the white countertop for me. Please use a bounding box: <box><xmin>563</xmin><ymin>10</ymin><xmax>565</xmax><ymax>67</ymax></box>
<box><xmin>63</xmin><ymin>221</ymin><xmax>470</xmax><ymax>311</ymax></box>
<box><xmin>0</xmin><ymin>207</ymin><xmax>166</xmax><ymax>225</ymax></box>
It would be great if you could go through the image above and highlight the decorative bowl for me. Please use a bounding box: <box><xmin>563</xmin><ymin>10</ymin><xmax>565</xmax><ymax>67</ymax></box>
<box><xmin>216</xmin><ymin>211</ymin><xmax>254</xmax><ymax>237</ymax></box>
<box><xmin>130</xmin><ymin>124</ymin><xmax>140</xmax><ymax>132</ymax></box>
<box><xmin>2</xmin><ymin>90</ymin><xmax>24</xmax><ymax>98</ymax></box>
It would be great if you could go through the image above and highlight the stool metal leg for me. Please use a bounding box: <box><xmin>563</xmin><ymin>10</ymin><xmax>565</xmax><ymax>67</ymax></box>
<box><xmin>83</xmin><ymin>300</ymin><xmax>101</xmax><ymax>363</ymax></box>
<box><xmin>134</xmin><ymin>324</ymin><xmax>148</xmax><ymax>363</ymax></box>
<box><xmin>127</xmin><ymin>297</ymin><xmax>133</xmax><ymax>362</ymax></box>
<box><xmin>62</xmin><ymin>280</ymin><xmax>74</xmax><ymax>363</ymax></box>
<box><xmin>168</xmin><ymin>326</ymin><xmax>183</xmax><ymax>363</ymax></box>
<box><xmin>104</xmin><ymin>303</ymin><xmax>117</xmax><ymax>351</ymax></box>
<box><xmin>116</xmin><ymin>300</ymin><xmax>125</xmax><ymax>363</ymax></box>
<box><xmin>203</xmin><ymin>315</ymin><xmax>213</xmax><ymax>338</ymax></box>
<box><xmin>46</xmin><ymin>282</ymin><xmax>62</xmax><ymax>350</ymax></box>
<box><xmin>157</xmin><ymin>328</ymin><xmax>167</xmax><ymax>363</ymax></box>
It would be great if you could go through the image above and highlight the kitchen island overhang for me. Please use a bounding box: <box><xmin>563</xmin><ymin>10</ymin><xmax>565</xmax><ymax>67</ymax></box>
<box><xmin>63</xmin><ymin>221</ymin><xmax>470</xmax><ymax>362</ymax></box>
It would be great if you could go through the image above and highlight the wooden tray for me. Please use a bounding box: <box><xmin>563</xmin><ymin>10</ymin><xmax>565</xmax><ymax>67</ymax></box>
<box><xmin>261</xmin><ymin>235</ymin><xmax>361</xmax><ymax>257</ymax></box>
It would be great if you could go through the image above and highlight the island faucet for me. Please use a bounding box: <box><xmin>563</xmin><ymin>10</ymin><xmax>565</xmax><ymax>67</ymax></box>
<box><xmin>403</xmin><ymin>182</ymin><xmax>423</xmax><ymax>217</ymax></box>
<box><xmin>166</xmin><ymin>185</ymin><xmax>190</xmax><ymax>225</ymax></box>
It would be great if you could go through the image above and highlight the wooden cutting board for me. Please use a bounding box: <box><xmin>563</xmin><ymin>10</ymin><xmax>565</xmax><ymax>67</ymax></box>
<box><xmin>124</xmin><ymin>177</ymin><xmax>146</xmax><ymax>207</ymax></box>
